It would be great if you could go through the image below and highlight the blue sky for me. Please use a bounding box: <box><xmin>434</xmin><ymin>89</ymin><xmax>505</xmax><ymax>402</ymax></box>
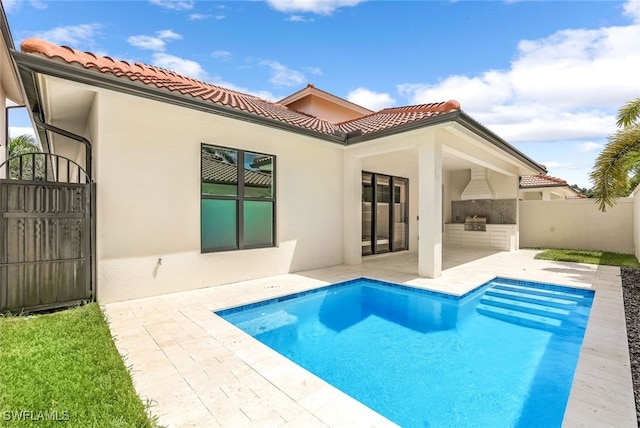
<box><xmin>4</xmin><ymin>0</ymin><xmax>640</xmax><ymax>188</ymax></box>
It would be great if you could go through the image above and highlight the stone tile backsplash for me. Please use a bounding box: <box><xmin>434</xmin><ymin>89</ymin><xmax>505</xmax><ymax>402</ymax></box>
<box><xmin>451</xmin><ymin>199</ymin><xmax>517</xmax><ymax>224</ymax></box>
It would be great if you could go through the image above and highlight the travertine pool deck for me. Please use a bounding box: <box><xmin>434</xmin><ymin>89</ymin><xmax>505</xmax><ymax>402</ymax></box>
<box><xmin>103</xmin><ymin>249</ymin><xmax>637</xmax><ymax>427</ymax></box>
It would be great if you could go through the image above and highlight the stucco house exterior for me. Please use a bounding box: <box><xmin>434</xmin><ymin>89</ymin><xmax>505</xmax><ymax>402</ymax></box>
<box><xmin>8</xmin><ymin>37</ymin><xmax>547</xmax><ymax>303</ymax></box>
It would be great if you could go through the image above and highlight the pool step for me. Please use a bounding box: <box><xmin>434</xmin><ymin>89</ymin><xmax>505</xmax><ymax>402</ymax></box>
<box><xmin>485</xmin><ymin>288</ymin><xmax>578</xmax><ymax>310</ymax></box>
<box><xmin>491</xmin><ymin>282</ymin><xmax>586</xmax><ymax>303</ymax></box>
<box><xmin>476</xmin><ymin>303</ymin><xmax>563</xmax><ymax>332</ymax></box>
<box><xmin>480</xmin><ymin>295</ymin><xmax>570</xmax><ymax>320</ymax></box>
<box><xmin>477</xmin><ymin>283</ymin><xmax>586</xmax><ymax>331</ymax></box>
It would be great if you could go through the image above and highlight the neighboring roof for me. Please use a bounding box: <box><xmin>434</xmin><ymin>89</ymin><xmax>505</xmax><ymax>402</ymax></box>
<box><xmin>202</xmin><ymin>151</ymin><xmax>271</xmax><ymax>188</ymax></box>
<box><xmin>520</xmin><ymin>174</ymin><xmax>571</xmax><ymax>188</ymax></box>
<box><xmin>520</xmin><ymin>174</ymin><xmax>583</xmax><ymax>197</ymax></box>
<box><xmin>13</xmin><ymin>37</ymin><xmax>546</xmax><ymax>174</ymax></box>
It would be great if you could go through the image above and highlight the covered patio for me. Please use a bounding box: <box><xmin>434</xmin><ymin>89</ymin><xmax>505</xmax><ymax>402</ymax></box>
<box><xmin>343</xmin><ymin>118</ymin><xmax>543</xmax><ymax>279</ymax></box>
<box><xmin>103</xmin><ymin>249</ymin><xmax>635</xmax><ymax>427</ymax></box>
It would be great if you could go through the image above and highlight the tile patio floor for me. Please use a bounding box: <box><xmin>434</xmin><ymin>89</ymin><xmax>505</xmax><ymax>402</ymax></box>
<box><xmin>103</xmin><ymin>248</ymin><xmax>637</xmax><ymax>427</ymax></box>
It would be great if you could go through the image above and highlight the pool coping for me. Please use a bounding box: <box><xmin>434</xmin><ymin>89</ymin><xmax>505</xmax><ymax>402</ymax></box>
<box><xmin>102</xmin><ymin>251</ymin><xmax>637</xmax><ymax>427</ymax></box>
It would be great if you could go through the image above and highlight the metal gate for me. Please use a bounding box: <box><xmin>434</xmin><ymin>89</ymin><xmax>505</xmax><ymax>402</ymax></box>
<box><xmin>0</xmin><ymin>153</ymin><xmax>94</xmax><ymax>312</ymax></box>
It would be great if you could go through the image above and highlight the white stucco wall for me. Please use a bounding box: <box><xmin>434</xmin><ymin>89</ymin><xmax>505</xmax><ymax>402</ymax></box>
<box><xmin>519</xmin><ymin>198</ymin><xmax>634</xmax><ymax>254</ymax></box>
<box><xmin>93</xmin><ymin>90</ymin><xmax>345</xmax><ymax>302</ymax></box>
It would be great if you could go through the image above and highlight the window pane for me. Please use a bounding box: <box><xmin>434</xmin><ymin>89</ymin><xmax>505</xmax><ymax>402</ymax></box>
<box><xmin>243</xmin><ymin>201</ymin><xmax>273</xmax><ymax>247</ymax></box>
<box><xmin>244</xmin><ymin>152</ymin><xmax>273</xmax><ymax>198</ymax></box>
<box><xmin>201</xmin><ymin>199</ymin><xmax>237</xmax><ymax>250</ymax></box>
<box><xmin>376</xmin><ymin>175</ymin><xmax>390</xmax><ymax>253</ymax></box>
<box><xmin>201</xmin><ymin>146</ymin><xmax>238</xmax><ymax>196</ymax></box>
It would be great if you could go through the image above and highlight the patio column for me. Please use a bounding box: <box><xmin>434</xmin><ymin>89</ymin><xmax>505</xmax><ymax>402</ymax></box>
<box><xmin>418</xmin><ymin>136</ymin><xmax>442</xmax><ymax>278</ymax></box>
<box><xmin>344</xmin><ymin>153</ymin><xmax>362</xmax><ymax>265</ymax></box>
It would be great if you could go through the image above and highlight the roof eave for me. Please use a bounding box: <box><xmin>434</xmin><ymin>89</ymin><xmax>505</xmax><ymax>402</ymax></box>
<box><xmin>520</xmin><ymin>184</ymin><xmax>568</xmax><ymax>189</ymax></box>
<box><xmin>455</xmin><ymin>112</ymin><xmax>546</xmax><ymax>174</ymax></box>
<box><xmin>10</xmin><ymin>50</ymin><xmax>550</xmax><ymax>175</ymax></box>
<box><xmin>11</xmin><ymin>50</ymin><xmax>348</xmax><ymax>145</ymax></box>
<box><xmin>0</xmin><ymin>5</ymin><xmax>25</xmax><ymax>105</ymax></box>
<box><xmin>345</xmin><ymin>111</ymin><xmax>546</xmax><ymax>175</ymax></box>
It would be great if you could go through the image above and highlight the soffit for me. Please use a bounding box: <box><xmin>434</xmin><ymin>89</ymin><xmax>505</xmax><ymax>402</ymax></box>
<box><xmin>38</xmin><ymin>74</ymin><xmax>94</xmax><ymax>135</ymax></box>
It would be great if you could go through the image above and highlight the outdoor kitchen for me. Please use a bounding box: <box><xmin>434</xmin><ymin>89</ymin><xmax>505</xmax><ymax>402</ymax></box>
<box><xmin>444</xmin><ymin>168</ymin><xmax>518</xmax><ymax>251</ymax></box>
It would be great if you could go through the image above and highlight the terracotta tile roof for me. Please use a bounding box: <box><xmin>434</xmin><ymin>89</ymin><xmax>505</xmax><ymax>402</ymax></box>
<box><xmin>520</xmin><ymin>174</ymin><xmax>570</xmax><ymax>188</ymax></box>
<box><xmin>19</xmin><ymin>38</ymin><xmax>461</xmax><ymax>139</ymax></box>
<box><xmin>339</xmin><ymin>102</ymin><xmax>461</xmax><ymax>134</ymax></box>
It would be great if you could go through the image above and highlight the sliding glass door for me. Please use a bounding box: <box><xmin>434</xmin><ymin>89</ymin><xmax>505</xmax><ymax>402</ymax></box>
<box><xmin>393</xmin><ymin>177</ymin><xmax>408</xmax><ymax>251</ymax></box>
<box><xmin>362</xmin><ymin>173</ymin><xmax>374</xmax><ymax>256</ymax></box>
<box><xmin>362</xmin><ymin>172</ymin><xmax>409</xmax><ymax>256</ymax></box>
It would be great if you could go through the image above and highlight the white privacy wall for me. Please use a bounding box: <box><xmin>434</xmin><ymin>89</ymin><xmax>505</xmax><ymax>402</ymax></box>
<box><xmin>634</xmin><ymin>185</ymin><xmax>640</xmax><ymax>260</ymax></box>
<box><xmin>93</xmin><ymin>90</ymin><xmax>345</xmax><ymax>303</ymax></box>
<box><xmin>519</xmin><ymin>198</ymin><xmax>634</xmax><ymax>254</ymax></box>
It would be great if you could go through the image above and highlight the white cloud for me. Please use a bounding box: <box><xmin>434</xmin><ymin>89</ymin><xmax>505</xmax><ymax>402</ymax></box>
<box><xmin>2</xmin><ymin>0</ymin><xmax>46</xmax><ymax>12</ymax></box>
<box><xmin>36</xmin><ymin>24</ymin><xmax>101</xmax><ymax>47</ymax></box>
<box><xmin>149</xmin><ymin>0</ymin><xmax>194</xmax><ymax>11</ymax></box>
<box><xmin>347</xmin><ymin>88</ymin><xmax>395</xmax><ymax>111</ymax></box>
<box><xmin>623</xmin><ymin>0</ymin><xmax>640</xmax><ymax>23</ymax></box>
<box><xmin>287</xmin><ymin>15</ymin><xmax>314</xmax><ymax>22</ymax></box>
<box><xmin>189</xmin><ymin>13</ymin><xmax>210</xmax><ymax>20</ymax></box>
<box><xmin>152</xmin><ymin>53</ymin><xmax>207</xmax><ymax>80</ymax></box>
<box><xmin>9</xmin><ymin>126</ymin><xmax>36</xmax><ymax>139</ymax></box>
<box><xmin>259</xmin><ymin>60</ymin><xmax>306</xmax><ymax>87</ymax></box>
<box><xmin>306</xmin><ymin>66</ymin><xmax>323</xmax><ymax>75</ymax></box>
<box><xmin>212</xmin><ymin>50</ymin><xmax>231</xmax><ymax>61</ymax></box>
<box><xmin>542</xmin><ymin>161</ymin><xmax>578</xmax><ymax>170</ymax></box>
<box><xmin>128</xmin><ymin>30</ymin><xmax>182</xmax><ymax>52</ymax></box>
<box><xmin>577</xmin><ymin>142</ymin><xmax>604</xmax><ymax>153</ymax></box>
<box><xmin>398</xmin><ymin>13</ymin><xmax>640</xmax><ymax>144</ymax></box>
<box><xmin>266</xmin><ymin>0</ymin><xmax>364</xmax><ymax>15</ymax></box>
<box><xmin>2</xmin><ymin>0</ymin><xmax>20</xmax><ymax>12</ymax></box>
<box><xmin>395</xmin><ymin>1</ymin><xmax>640</xmax><ymax>187</ymax></box>
<box><xmin>127</xmin><ymin>35</ymin><xmax>166</xmax><ymax>51</ymax></box>
<box><xmin>156</xmin><ymin>29</ymin><xmax>182</xmax><ymax>40</ymax></box>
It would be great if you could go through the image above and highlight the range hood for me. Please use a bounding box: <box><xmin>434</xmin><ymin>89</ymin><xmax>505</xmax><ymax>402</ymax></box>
<box><xmin>461</xmin><ymin>168</ymin><xmax>496</xmax><ymax>200</ymax></box>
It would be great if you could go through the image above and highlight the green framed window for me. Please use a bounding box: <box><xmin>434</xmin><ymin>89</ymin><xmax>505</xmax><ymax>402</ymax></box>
<box><xmin>201</xmin><ymin>144</ymin><xmax>275</xmax><ymax>252</ymax></box>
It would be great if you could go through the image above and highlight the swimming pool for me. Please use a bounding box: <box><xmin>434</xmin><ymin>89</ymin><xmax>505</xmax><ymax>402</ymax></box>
<box><xmin>216</xmin><ymin>277</ymin><xmax>594</xmax><ymax>427</ymax></box>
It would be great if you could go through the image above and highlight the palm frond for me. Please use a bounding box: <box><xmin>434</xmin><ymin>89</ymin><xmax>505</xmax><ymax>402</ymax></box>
<box><xmin>8</xmin><ymin>134</ymin><xmax>39</xmax><ymax>157</ymax></box>
<box><xmin>590</xmin><ymin>125</ymin><xmax>640</xmax><ymax>211</ymax></box>
<box><xmin>616</xmin><ymin>97</ymin><xmax>640</xmax><ymax>128</ymax></box>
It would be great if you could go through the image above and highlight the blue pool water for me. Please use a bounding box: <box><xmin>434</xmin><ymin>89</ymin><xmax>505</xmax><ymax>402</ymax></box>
<box><xmin>216</xmin><ymin>277</ymin><xmax>594</xmax><ymax>428</ymax></box>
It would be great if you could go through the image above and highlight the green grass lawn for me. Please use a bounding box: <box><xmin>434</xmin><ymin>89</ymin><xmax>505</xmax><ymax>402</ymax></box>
<box><xmin>534</xmin><ymin>248</ymin><xmax>640</xmax><ymax>268</ymax></box>
<box><xmin>0</xmin><ymin>303</ymin><xmax>157</xmax><ymax>427</ymax></box>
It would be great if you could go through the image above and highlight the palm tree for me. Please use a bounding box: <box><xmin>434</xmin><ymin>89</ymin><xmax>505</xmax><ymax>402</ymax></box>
<box><xmin>590</xmin><ymin>97</ymin><xmax>640</xmax><ymax>211</ymax></box>
<box><xmin>6</xmin><ymin>133</ymin><xmax>44</xmax><ymax>179</ymax></box>
<box><xmin>8</xmin><ymin>133</ymin><xmax>39</xmax><ymax>156</ymax></box>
